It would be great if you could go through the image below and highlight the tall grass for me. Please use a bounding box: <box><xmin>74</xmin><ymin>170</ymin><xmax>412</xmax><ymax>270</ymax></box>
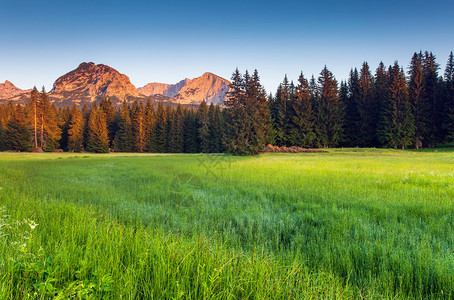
<box><xmin>0</xmin><ymin>149</ymin><xmax>453</xmax><ymax>298</ymax></box>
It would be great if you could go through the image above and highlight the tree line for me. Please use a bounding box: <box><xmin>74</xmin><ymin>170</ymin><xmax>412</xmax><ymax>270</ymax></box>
<box><xmin>0</xmin><ymin>50</ymin><xmax>453</xmax><ymax>155</ymax></box>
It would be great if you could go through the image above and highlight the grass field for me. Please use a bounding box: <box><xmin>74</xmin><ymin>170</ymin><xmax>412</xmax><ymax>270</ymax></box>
<box><xmin>0</xmin><ymin>149</ymin><xmax>453</xmax><ymax>299</ymax></box>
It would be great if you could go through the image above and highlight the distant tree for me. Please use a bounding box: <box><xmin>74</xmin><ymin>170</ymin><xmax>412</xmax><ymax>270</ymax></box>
<box><xmin>209</xmin><ymin>103</ymin><xmax>225</xmax><ymax>152</ymax></box>
<box><xmin>380</xmin><ymin>62</ymin><xmax>415</xmax><ymax>149</ymax></box>
<box><xmin>68</xmin><ymin>104</ymin><xmax>84</xmax><ymax>152</ymax></box>
<box><xmin>168</xmin><ymin>103</ymin><xmax>184</xmax><ymax>153</ymax></box>
<box><xmin>290</xmin><ymin>72</ymin><xmax>315</xmax><ymax>147</ymax></box>
<box><xmin>144</xmin><ymin>100</ymin><xmax>156</xmax><ymax>152</ymax></box>
<box><xmin>150</xmin><ymin>102</ymin><xmax>167</xmax><ymax>152</ymax></box>
<box><xmin>38</xmin><ymin>88</ymin><xmax>61</xmax><ymax>151</ymax></box>
<box><xmin>422</xmin><ymin>52</ymin><xmax>441</xmax><ymax>147</ymax></box>
<box><xmin>58</xmin><ymin>106</ymin><xmax>72</xmax><ymax>151</ymax></box>
<box><xmin>4</xmin><ymin>104</ymin><xmax>32</xmax><ymax>151</ymax></box>
<box><xmin>131</xmin><ymin>100</ymin><xmax>146</xmax><ymax>152</ymax></box>
<box><xmin>408</xmin><ymin>52</ymin><xmax>429</xmax><ymax>148</ymax></box>
<box><xmin>183</xmin><ymin>109</ymin><xmax>199</xmax><ymax>153</ymax></box>
<box><xmin>28</xmin><ymin>87</ymin><xmax>40</xmax><ymax>149</ymax></box>
<box><xmin>444</xmin><ymin>51</ymin><xmax>454</xmax><ymax>141</ymax></box>
<box><xmin>316</xmin><ymin>66</ymin><xmax>343</xmax><ymax>148</ymax></box>
<box><xmin>272</xmin><ymin>75</ymin><xmax>291</xmax><ymax>146</ymax></box>
<box><xmin>99</xmin><ymin>97</ymin><xmax>117</xmax><ymax>145</ymax></box>
<box><xmin>86</xmin><ymin>104</ymin><xmax>109</xmax><ymax>153</ymax></box>
<box><xmin>343</xmin><ymin>68</ymin><xmax>360</xmax><ymax>146</ymax></box>
<box><xmin>358</xmin><ymin>62</ymin><xmax>377</xmax><ymax>146</ymax></box>
<box><xmin>375</xmin><ymin>62</ymin><xmax>389</xmax><ymax>146</ymax></box>
<box><xmin>114</xmin><ymin>101</ymin><xmax>134</xmax><ymax>152</ymax></box>
<box><xmin>197</xmin><ymin>100</ymin><xmax>211</xmax><ymax>153</ymax></box>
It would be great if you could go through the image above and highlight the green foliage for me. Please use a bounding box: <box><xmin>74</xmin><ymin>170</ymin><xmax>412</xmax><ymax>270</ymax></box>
<box><xmin>197</xmin><ymin>100</ymin><xmax>211</xmax><ymax>153</ymax></box>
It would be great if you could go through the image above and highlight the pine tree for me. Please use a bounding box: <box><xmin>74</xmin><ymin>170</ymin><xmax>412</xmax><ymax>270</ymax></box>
<box><xmin>423</xmin><ymin>51</ymin><xmax>441</xmax><ymax>147</ymax></box>
<box><xmin>144</xmin><ymin>100</ymin><xmax>156</xmax><ymax>152</ymax></box>
<box><xmin>183</xmin><ymin>109</ymin><xmax>199</xmax><ymax>153</ymax></box>
<box><xmin>317</xmin><ymin>66</ymin><xmax>343</xmax><ymax>147</ymax></box>
<box><xmin>86</xmin><ymin>104</ymin><xmax>109</xmax><ymax>153</ymax></box>
<box><xmin>224</xmin><ymin>68</ymin><xmax>248</xmax><ymax>154</ymax></box>
<box><xmin>209</xmin><ymin>104</ymin><xmax>225</xmax><ymax>153</ymax></box>
<box><xmin>380</xmin><ymin>62</ymin><xmax>415</xmax><ymax>149</ymax></box>
<box><xmin>408</xmin><ymin>52</ymin><xmax>430</xmax><ymax>148</ymax></box>
<box><xmin>290</xmin><ymin>72</ymin><xmax>315</xmax><ymax>147</ymax></box>
<box><xmin>343</xmin><ymin>68</ymin><xmax>360</xmax><ymax>146</ymax></box>
<box><xmin>29</xmin><ymin>87</ymin><xmax>40</xmax><ymax>150</ymax></box>
<box><xmin>99</xmin><ymin>97</ymin><xmax>117</xmax><ymax>146</ymax></box>
<box><xmin>197</xmin><ymin>100</ymin><xmax>210</xmax><ymax>153</ymax></box>
<box><xmin>58</xmin><ymin>106</ymin><xmax>72</xmax><ymax>151</ymax></box>
<box><xmin>444</xmin><ymin>51</ymin><xmax>454</xmax><ymax>141</ymax></box>
<box><xmin>68</xmin><ymin>104</ymin><xmax>84</xmax><ymax>152</ymax></box>
<box><xmin>168</xmin><ymin>103</ymin><xmax>184</xmax><ymax>153</ymax></box>
<box><xmin>358</xmin><ymin>62</ymin><xmax>377</xmax><ymax>146</ymax></box>
<box><xmin>375</xmin><ymin>62</ymin><xmax>389</xmax><ymax>146</ymax></box>
<box><xmin>151</xmin><ymin>102</ymin><xmax>167</xmax><ymax>152</ymax></box>
<box><xmin>131</xmin><ymin>100</ymin><xmax>146</xmax><ymax>152</ymax></box>
<box><xmin>272</xmin><ymin>75</ymin><xmax>291</xmax><ymax>146</ymax></box>
<box><xmin>114</xmin><ymin>101</ymin><xmax>134</xmax><ymax>152</ymax></box>
<box><xmin>4</xmin><ymin>104</ymin><xmax>32</xmax><ymax>151</ymax></box>
<box><xmin>38</xmin><ymin>88</ymin><xmax>61</xmax><ymax>151</ymax></box>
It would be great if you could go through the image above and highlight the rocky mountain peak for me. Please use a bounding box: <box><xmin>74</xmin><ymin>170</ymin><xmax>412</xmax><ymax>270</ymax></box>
<box><xmin>51</xmin><ymin>62</ymin><xmax>141</xmax><ymax>105</ymax></box>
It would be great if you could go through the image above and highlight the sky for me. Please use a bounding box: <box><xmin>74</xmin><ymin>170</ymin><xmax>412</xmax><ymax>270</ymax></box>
<box><xmin>1</xmin><ymin>0</ymin><xmax>453</xmax><ymax>94</ymax></box>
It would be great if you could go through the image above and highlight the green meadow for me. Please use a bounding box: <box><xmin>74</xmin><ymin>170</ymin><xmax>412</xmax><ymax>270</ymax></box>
<box><xmin>0</xmin><ymin>149</ymin><xmax>453</xmax><ymax>299</ymax></box>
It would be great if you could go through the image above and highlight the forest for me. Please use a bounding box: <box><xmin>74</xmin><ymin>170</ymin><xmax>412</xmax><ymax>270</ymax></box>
<box><xmin>0</xmin><ymin>51</ymin><xmax>453</xmax><ymax>155</ymax></box>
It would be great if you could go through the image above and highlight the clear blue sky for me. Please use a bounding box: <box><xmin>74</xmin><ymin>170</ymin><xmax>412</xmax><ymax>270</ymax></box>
<box><xmin>1</xmin><ymin>0</ymin><xmax>453</xmax><ymax>94</ymax></box>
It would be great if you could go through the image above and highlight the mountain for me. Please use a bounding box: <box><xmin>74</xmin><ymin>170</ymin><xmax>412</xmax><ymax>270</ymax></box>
<box><xmin>138</xmin><ymin>72</ymin><xmax>231</xmax><ymax>105</ymax></box>
<box><xmin>138</xmin><ymin>79</ymin><xmax>191</xmax><ymax>98</ymax></box>
<box><xmin>51</xmin><ymin>62</ymin><xmax>145</xmax><ymax>106</ymax></box>
<box><xmin>0</xmin><ymin>81</ymin><xmax>31</xmax><ymax>101</ymax></box>
<box><xmin>0</xmin><ymin>63</ymin><xmax>231</xmax><ymax>107</ymax></box>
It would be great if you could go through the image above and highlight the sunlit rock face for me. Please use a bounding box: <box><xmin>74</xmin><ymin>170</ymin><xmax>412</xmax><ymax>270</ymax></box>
<box><xmin>0</xmin><ymin>80</ymin><xmax>31</xmax><ymax>100</ymax></box>
<box><xmin>138</xmin><ymin>72</ymin><xmax>232</xmax><ymax>105</ymax></box>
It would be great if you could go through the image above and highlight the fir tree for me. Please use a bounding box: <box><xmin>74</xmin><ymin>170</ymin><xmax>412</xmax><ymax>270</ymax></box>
<box><xmin>144</xmin><ymin>100</ymin><xmax>156</xmax><ymax>152</ymax></box>
<box><xmin>290</xmin><ymin>72</ymin><xmax>315</xmax><ymax>147</ymax></box>
<box><xmin>408</xmin><ymin>52</ymin><xmax>429</xmax><ymax>148</ymax></box>
<box><xmin>131</xmin><ymin>101</ymin><xmax>146</xmax><ymax>152</ymax></box>
<box><xmin>151</xmin><ymin>102</ymin><xmax>167</xmax><ymax>152</ymax></box>
<box><xmin>380</xmin><ymin>62</ymin><xmax>415</xmax><ymax>149</ymax></box>
<box><xmin>197</xmin><ymin>100</ymin><xmax>210</xmax><ymax>153</ymax></box>
<box><xmin>114</xmin><ymin>101</ymin><xmax>134</xmax><ymax>152</ymax></box>
<box><xmin>99</xmin><ymin>97</ymin><xmax>117</xmax><ymax>146</ymax></box>
<box><xmin>272</xmin><ymin>75</ymin><xmax>291</xmax><ymax>146</ymax></box>
<box><xmin>209</xmin><ymin>103</ymin><xmax>225</xmax><ymax>153</ymax></box>
<box><xmin>86</xmin><ymin>104</ymin><xmax>109</xmax><ymax>153</ymax></box>
<box><xmin>423</xmin><ymin>51</ymin><xmax>441</xmax><ymax>146</ymax></box>
<box><xmin>375</xmin><ymin>62</ymin><xmax>389</xmax><ymax>146</ymax></box>
<box><xmin>68</xmin><ymin>104</ymin><xmax>84</xmax><ymax>152</ymax></box>
<box><xmin>358</xmin><ymin>62</ymin><xmax>377</xmax><ymax>146</ymax></box>
<box><xmin>343</xmin><ymin>68</ymin><xmax>360</xmax><ymax>146</ymax></box>
<box><xmin>168</xmin><ymin>103</ymin><xmax>184</xmax><ymax>153</ymax></box>
<box><xmin>58</xmin><ymin>106</ymin><xmax>72</xmax><ymax>151</ymax></box>
<box><xmin>183</xmin><ymin>109</ymin><xmax>199</xmax><ymax>153</ymax></box>
<box><xmin>38</xmin><ymin>88</ymin><xmax>61</xmax><ymax>152</ymax></box>
<box><xmin>4</xmin><ymin>104</ymin><xmax>32</xmax><ymax>151</ymax></box>
<box><xmin>316</xmin><ymin>66</ymin><xmax>343</xmax><ymax>147</ymax></box>
<box><xmin>444</xmin><ymin>51</ymin><xmax>454</xmax><ymax>141</ymax></box>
